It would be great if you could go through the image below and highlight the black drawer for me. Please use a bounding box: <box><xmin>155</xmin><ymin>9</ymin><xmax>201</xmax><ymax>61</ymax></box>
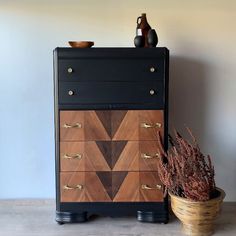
<box><xmin>58</xmin><ymin>81</ymin><xmax>164</xmax><ymax>106</ymax></box>
<box><xmin>58</xmin><ymin>59</ymin><xmax>164</xmax><ymax>82</ymax></box>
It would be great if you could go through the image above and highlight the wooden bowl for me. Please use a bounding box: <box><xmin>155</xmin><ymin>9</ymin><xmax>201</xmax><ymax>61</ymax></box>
<box><xmin>68</xmin><ymin>41</ymin><xmax>94</xmax><ymax>48</ymax></box>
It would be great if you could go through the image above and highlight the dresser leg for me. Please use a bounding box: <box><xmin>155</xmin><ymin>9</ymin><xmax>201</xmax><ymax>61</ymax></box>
<box><xmin>57</xmin><ymin>221</ymin><xmax>64</xmax><ymax>225</ymax></box>
<box><xmin>137</xmin><ymin>211</ymin><xmax>168</xmax><ymax>223</ymax></box>
<box><xmin>56</xmin><ymin>211</ymin><xmax>88</xmax><ymax>223</ymax></box>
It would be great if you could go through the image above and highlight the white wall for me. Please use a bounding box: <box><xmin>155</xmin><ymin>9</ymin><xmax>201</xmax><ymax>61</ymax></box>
<box><xmin>0</xmin><ymin>0</ymin><xmax>235</xmax><ymax>200</ymax></box>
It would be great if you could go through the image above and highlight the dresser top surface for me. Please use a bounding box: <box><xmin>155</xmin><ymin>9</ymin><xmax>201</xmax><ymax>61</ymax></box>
<box><xmin>54</xmin><ymin>47</ymin><xmax>169</xmax><ymax>59</ymax></box>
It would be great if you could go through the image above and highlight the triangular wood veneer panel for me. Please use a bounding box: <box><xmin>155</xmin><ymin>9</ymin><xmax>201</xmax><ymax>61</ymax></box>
<box><xmin>85</xmin><ymin>172</ymin><xmax>112</xmax><ymax>202</ymax></box>
<box><xmin>95</xmin><ymin>141</ymin><xmax>112</xmax><ymax>169</ymax></box>
<box><xmin>112</xmin><ymin>111</ymin><xmax>139</xmax><ymax>140</ymax></box>
<box><xmin>85</xmin><ymin>111</ymin><xmax>110</xmax><ymax>140</ymax></box>
<box><xmin>113</xmin><ymin>172</ymin><xmax>139</xmax><ymax>202</ymax></box>
<box><xmin>111</xmin><ymin>141</ymin><xmax>128</xmax><ymax>168</ymax></box>
<box><xmin>85</xmin><ymin>142</ymin><xmax>111</xmax><ymax>171</ymax></box>
<box><xmin>112</xmin><ymin>171</ymin><xmax>128</xmax><ymax>199</ymax></box>
<box><xmin>96</xmin><ymin>172</ymin><xmax>113</xmax><ymax>200</ymax></box>
<box><xmin>111</xmin><ymin>111</ymin><xmax>128</xmax><ymax>138</ymax></box>
<box><xmin>95</xmin><ymin>111</ymin><xmax>112</xmax><ymax>138</ymax></box>
<box><xmin>112</xmin><ymin>141</ymin><xmax>139</xmax><ymax>171</ymax></box>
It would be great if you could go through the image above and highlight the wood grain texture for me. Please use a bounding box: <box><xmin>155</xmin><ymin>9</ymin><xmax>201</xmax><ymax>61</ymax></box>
<box><xmin>139</xmin><ymin>141</ymin><xmax>162</xmax><ymax>171</ymax></box>
<box><xmin>112</xmin><ymin>111</ymin><xmax>139</xmax><ymax>140</ymax></box>
<box><xmin>60</xmin><ymin>172</ymin><xmax>85</xmax><ymax>202</ymax></box>
<box><xmin>111</xmin><ymin>111</ymin><xmax>128</xmax><ymax>138</ymax></box>
<box><xmin>95</xmin><ymin>111</ymin><xmax>112</xmax><ymax>137</ymax></box>
<box><xmin>113</xmin><ymin>172</ymin><xmax>139</xmax><ymax>202</ymax></box>
<box><xmin>96</xmin><ymin>172</ymin><xmax>112</xmax><ymax>199</ymax></box>
<box><xmin>60</xmin><ymin>110</ymin><xmax>164</xmax><ymax>141</ymax></box>
<box><xmin>85</xmin><ymin>142</ymin><xmax>111</xmax><ymax>171</ymax></box>
<box><xmin>60</xmin><ymin>111</ymin><xmax>111</xmax><ymax>141</ymax></box>
<box><xmin>61</xmin><ymin>172</ymin><xmax>112</xmax><ymax>202</ymax></box>
<box><xmin>95</xmin><ymin>141</ymin><xmax>112</xmax><ymax>169</ymax></box>
<box><xmin>112</xmin><ymin>141</ymin><xmax>139</xmax><ymax>171</ymax></box>
<box><xmin>85</xmin><ymin>111</ymin><xmax>110</xmax><ymax>140</ymax></box>
<box><xmin>61</xmin><ymin>171</ymin><xmax>164</xmax><ymax>202</ymax></box>
<box><xmin>60</xmin><ymin>142</ymin><xmax>111</xmax><ymax>171</ymax></box>
<box><xmin>111</xmin><ymin>141</ymin><xmax>129</xmax><ymax>169</ymax></box>
<box><xmin>139</xmin><ymin>172</ymin><xmax>163</xmax><ymax>202</ymax></box>
<box><xmin>60</xmin><ymin>110</ymin><xmax>165</xmax><ymax>202</ymax></box>
<box><xmin>85</xmin><ymin>172</ymin><xmax>112</xmax><ymax>202</ymax></box>
<box><xmin>60</xmin><ymin>142</ymin><xmax>85</xmax><ymax>171</ymax></box>
<box><xmin>139</xmin><ymin>110</ymin><xmax>164</xmax><ymax>140</ymax></box>
<box><xmin>112</xmin><ymin>171</ymin><xmax>128</xmax><ymax>199</ymax></box>
<box><xmin>60</xmin><ymin>111</ymin><xmax>84</xmax><ymax>141</ymax></box>
<box><xmin>60</xmin><ymin>140</ymin><xmax>164</xmax><ymax>172</ymax></box>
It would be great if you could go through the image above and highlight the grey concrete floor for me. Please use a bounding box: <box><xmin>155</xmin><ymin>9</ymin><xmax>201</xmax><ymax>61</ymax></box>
<box><xmin>0</xmin><ymin>200</ymin><xmax>235</xmax><ymax>236</ymax></box>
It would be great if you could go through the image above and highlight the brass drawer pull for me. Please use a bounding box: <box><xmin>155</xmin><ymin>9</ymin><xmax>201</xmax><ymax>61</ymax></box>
<box><xmin>141</xmin><ymin>153</ymin><xmax>160</xmax><ymax>159</ymax></box>
<box><xmin>141</xmin><ymin>184</ymin><xmax>162</xmax><ymax>190</ymax></box>
<box><xmin>63</xmin><ymin>153</ymin><xmax>82</xmax><ymax>159</ymax></box>
<box><xmin>63</xmin><ymin>123</ymin><xmax>82</xmax><ymax>128</ymax></box>
<box><xmin>63</xmin><ymin>184</ymin><xmax>83</xmax><ymax>190</ymax></box>
<box><xmin>140</xmin><ymin>122</ymin><xmax>161</xmax><ymax>128</ymax></box>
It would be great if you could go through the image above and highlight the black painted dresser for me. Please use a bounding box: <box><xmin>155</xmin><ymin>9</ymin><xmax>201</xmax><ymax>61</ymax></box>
<box><xmin>53</xmin><ymin>47</ymin><xmax>169</xmax><ymax>223</ymax></box>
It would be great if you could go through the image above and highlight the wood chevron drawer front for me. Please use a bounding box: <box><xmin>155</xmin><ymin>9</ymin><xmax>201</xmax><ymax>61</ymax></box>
<box><xmin>54</xmin><ymin>47</ymin><xmax>169</xmax><ymax>223</ymax></box>
<box><xmin>60</xmin><ymin>110</ymin><xmax>164</xmax><ymax>141</ymax></box>
<box><xmin>60</xmin><ymin>141</ymin><xmax>163</xmax><ymax>171</ymax></box>
<box><xmin>60</xmin><ymin>172</ymin><xmax>163</xmax><ymax>202</ymax></box>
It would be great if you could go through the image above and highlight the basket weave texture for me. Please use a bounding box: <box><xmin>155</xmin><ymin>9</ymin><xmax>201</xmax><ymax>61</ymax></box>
<box><xmin>169</xmin><ymin>187</ymin><xmax>225</xmax><ymax>236</ymax></box>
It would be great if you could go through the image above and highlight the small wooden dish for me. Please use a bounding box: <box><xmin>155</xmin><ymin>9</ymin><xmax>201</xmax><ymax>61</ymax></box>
<box><xmin>68</xmin><ymin>41</ymin><xmax>94</xmax><ymax>48</ymax></box>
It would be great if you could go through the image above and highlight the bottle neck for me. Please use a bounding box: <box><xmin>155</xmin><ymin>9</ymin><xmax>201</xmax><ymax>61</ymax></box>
<box><xmin>141</xmin><ymin>14</ymin><xmax>147</xmax><ymax>22</ymax></box>
<box><xmin>140</xmin><ymin>14</ymin><xmax>150</xmax><ymax>29</ymax></box>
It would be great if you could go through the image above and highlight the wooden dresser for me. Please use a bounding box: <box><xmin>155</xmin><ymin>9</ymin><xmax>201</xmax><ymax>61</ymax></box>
<box><xmin>53</xmin><ymin>47</ymin><xmax>169</xmax><ymax>223</ymax></box>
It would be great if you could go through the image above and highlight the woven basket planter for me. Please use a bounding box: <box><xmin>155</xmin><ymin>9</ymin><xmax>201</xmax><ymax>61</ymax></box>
<box><xmin>169</xmin><ymin>187</ymin><xmax>225</xmax><ymax>236</ymax></box>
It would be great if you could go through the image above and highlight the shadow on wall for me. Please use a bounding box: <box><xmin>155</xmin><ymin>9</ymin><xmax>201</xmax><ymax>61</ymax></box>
<box><xmin>169</xmin><ymin>56</ymin><xmax>209</xmax><ymax>145</ymax></box>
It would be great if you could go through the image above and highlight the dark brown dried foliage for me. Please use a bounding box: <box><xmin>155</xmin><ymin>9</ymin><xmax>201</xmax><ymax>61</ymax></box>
<box><xmin>157</xmin><ymin>128</ymin><xmax>215</xmax><ymax>201</ymax></box>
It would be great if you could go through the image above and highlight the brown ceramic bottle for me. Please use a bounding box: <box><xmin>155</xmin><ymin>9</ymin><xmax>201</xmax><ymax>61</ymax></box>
<box><xmin>136</xmin><ymin>13</ymin><xmax>151</xmax><ymax>47</ymax></box>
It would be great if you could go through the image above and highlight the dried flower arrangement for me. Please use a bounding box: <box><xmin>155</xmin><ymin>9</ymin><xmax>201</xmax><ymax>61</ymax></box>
<box><xmin>157</xmin><ymin>127</ymin><xmax>216</xmax><ymax>201</ymax></box>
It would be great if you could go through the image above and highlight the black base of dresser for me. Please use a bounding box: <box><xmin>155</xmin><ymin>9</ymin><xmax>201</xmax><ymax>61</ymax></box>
<box><xmin>56</xmin><ymin>202</ymin><xmax>169</xmax><ymax>224</ymax></box>
<box><xmin>56</xmin><ymin>211</ymin><xmax>88</xmax><ymax>223</ymax></box>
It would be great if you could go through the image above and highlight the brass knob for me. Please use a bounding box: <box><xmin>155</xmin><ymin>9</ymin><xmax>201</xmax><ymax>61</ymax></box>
<box><xmin>150</xmin><ymin>89</ymin><xmax>155</xmax><ymax>95</ymax></box>
<box><xmin>67</xmin><ymin>68</ymin><xmax>73</xmax><ymax>73</ymax></box>
<box><xmin>68</xmin><ymin>90</ymin><xmax>74</xmax><ymax>96</ymax></box>
<box><xmin>150</xmin><ymin>67</ymin><xmax>156</xmax><ymax>72</ymax></box>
